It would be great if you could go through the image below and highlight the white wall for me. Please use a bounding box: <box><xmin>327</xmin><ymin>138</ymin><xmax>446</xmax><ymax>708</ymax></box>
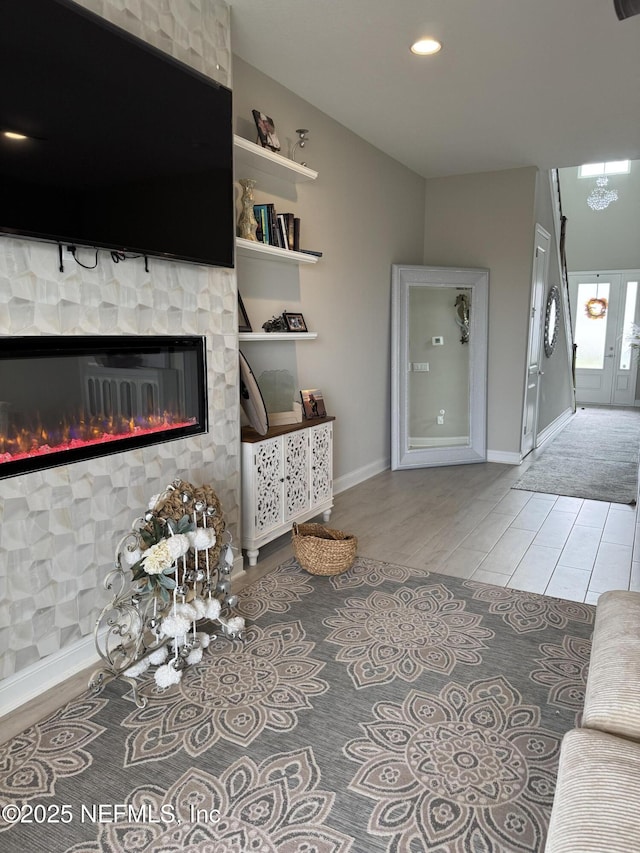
<box><xmin>232</xmin><ymin>57</ymin><xmax>426</xmax><ymax>487</ymax></box>
<box><xmin>559</xmin><ymin>161</ymin><xmax>640</xmax><ymax>272</ymax></box>
<box><xmin>423</xmin><ymin>167</ymin><xmax>538</xmax><ymax>457</ymax></box>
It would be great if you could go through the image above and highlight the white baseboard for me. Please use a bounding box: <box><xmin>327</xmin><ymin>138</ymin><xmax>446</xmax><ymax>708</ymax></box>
<box><xmin>0</xmin><ymin>632</ymin><xmax>102</xmax><ymax>718</ymax></box>
<box><xmin>334</xmin><ymin>456</ymin><xmax>389</xmax><ymax>494</ymax></box>
<box><xmin>536</xmin><ymin>407</ymin><xmax>573</xmax><ymax>448</ymax></box>
<box><xmin>486</xmin><ymin>449</ymin><xmax>522</xmax><ymax>465</ymax></box>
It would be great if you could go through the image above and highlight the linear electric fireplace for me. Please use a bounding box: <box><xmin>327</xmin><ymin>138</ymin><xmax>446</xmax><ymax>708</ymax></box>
<box><xmin>0</xmin><ymin>335</ymin><xmax>208</xmax><ymax>478</ymax></box>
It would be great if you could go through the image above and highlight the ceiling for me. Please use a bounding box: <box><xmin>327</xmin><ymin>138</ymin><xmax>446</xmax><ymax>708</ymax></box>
<box><xmin>229</xmin><ymin>0</ymin><xmax>640</xmax><ymax>179</ymax></box>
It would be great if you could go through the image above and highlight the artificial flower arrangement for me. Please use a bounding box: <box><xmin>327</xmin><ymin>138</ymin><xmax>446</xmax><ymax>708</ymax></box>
<box><xmin>91</xmin><ymin>479</ymin><xmax>245</xmax><ymax>697</ymax></box>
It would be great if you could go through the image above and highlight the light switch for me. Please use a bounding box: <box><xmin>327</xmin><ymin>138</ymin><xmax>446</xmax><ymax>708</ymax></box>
<box><xmin>432</xmin><ymin>336</ymin><xmax>444</xmax><ymax>346</ymax></box>
<box><xmin>412</xmin><ymin>362</ymin><xmax>430</xmax><ymax>372</ymax></box>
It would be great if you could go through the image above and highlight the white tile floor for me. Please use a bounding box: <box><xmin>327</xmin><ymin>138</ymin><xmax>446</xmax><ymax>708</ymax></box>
<box><xmin>438</xmin><ymin>489</ymin><xmax>639</xmax><ymax>604</ymax></box>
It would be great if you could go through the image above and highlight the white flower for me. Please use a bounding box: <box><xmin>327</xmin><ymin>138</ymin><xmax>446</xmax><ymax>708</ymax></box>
<box><xmin>142</xmin><ymin>540</ymin><xmax>174</xmax><ymax>575</ymax></box>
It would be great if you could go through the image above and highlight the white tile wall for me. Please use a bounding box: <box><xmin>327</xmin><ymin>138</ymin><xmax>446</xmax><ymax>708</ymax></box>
<box><xmin>0</xmin><ymin>0</ymin><xmax>237</xmax><ymax>682</ymax></box>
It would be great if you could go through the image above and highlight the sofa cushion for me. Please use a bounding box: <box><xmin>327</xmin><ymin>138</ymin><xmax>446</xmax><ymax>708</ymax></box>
<box><xmin>545</xmin><ymin>727</ymin><xmax>640</xmax><ymax>852</ymax></box>
<box><xmin>583</xmin><ymin>589</ymin><xmax>640</xmax><ymax>741</ymax></box>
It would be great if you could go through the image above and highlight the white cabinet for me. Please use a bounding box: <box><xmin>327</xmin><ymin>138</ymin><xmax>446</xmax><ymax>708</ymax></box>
<box><xmin>241</xmin><ymin>419</ymin><xmax>334</xmax><ymax>566</ymax></box>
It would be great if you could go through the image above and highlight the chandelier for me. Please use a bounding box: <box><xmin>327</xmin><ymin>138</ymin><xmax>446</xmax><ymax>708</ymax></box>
<box><xmin>587</xmin><ymin>176</ymin><xmax>619</xmax><ymax>211</ymax></box>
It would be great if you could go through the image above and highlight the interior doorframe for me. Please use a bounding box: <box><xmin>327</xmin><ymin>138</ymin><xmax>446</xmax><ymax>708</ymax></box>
<box><xmin>521</xmin><ymin>224</ymin><xmax>550</xmax><ymax>458</ymax></box>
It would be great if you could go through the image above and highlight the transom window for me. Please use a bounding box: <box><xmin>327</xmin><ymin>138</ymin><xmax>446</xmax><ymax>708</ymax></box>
<box><xmin>579</xmin><ymin>160</ymin><xmax>630</xmax><ymax>178</ymax></box>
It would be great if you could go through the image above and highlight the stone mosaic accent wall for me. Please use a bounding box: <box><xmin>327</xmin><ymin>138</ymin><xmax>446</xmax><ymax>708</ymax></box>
<box><xmin>0</xmin><ymin>0</ymin><xmax>238</xmax><ymax>682</ymax></box>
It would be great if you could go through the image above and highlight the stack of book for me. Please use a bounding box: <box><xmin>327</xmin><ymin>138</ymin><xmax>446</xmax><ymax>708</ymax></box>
<box><xmin>254</xmin><ymin>204</ymin><xmax>300</xmax><ymax>251</ymax></box>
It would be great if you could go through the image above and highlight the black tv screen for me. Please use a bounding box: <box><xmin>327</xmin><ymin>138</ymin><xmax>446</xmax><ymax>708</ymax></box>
<box><xmin>0</xmin><ymin>0</ymin><xmax>234</xmax><ymax>268</ymax></box>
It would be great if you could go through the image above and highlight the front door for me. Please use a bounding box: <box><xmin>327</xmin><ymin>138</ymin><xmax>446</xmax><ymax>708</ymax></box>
<box><xmin>569</xmin><ymin>273</ymin><xmax>639</xmax><ymax>405</ymax></box>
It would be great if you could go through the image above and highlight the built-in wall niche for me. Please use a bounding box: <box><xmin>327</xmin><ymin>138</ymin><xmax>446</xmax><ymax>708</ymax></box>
<box><xmin>0</xmin><ymin>335</ymin><xmax>207</xmax><ymax>479</ymax></box>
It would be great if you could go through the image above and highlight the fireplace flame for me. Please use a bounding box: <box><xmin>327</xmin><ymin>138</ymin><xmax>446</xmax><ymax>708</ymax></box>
<box><xmin>0</xmin><ymin>412</ymin><xmax>196</xmax><ymax>464</ymax></box>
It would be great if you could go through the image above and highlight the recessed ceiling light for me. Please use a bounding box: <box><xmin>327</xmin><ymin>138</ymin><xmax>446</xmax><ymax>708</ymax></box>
<box><xmin>3</xmin><ymin>131</ymin><xmax>28</xmax><ymax>140</ymax></box>
<box><xmin>411</xmin><ymin>38</ymin><xmax>442</xmax><ymax>56</ymax></box>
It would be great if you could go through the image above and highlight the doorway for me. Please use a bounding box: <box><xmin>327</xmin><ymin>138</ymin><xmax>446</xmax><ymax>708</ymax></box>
<box><xmin>568</xmin><ymin>272</ymin><xmax>639</xmax><ymax>405</ymax></box>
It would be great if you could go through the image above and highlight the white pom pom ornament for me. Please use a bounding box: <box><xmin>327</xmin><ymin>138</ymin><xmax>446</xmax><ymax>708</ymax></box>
<box><xmin>154</xmin><ymin>662</ymin><xmax>183</xmax><ymax>689</ymax></box>
<box><xmin>196</xmin><ymin>631</ymin><xmax>211</xmax><ymax>649</ymax></box>
<box><xmin>188</xmin><ymin>528</ymin><xmax>217</xmax><ymax>550</ymax></box>
<box><xmin>161</xmin><ymin>613</ymin><xmax>191</xmax><ymax>639</ymax></box>
<box><xmin>205</xmin><ymin>598</ymin><xmax>222</xmax><ymax>620</ymax></box>
<box><xmin>226</xmin><ymin>616</ymin><xmax>245</xmax><ymax>635</ymax></box>
<box><xmin>147</xmin><ymin>646</ymin><xmax>168</xmax><ymax>666</ymax></box>
<box><xmin>123</xmin><ymin>657</ymin><xmax>150</xmax><ymax>678</ymax></box>
<box><xmin>186</xmin><ymin>647</ymin><xmax>203</xmax><ymax>666</ymax></box>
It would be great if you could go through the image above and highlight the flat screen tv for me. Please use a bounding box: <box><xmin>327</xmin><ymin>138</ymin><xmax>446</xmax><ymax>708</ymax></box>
<box><xmin>0</xmin><ymin>0</ymin><xmax>234</xmax><ymax>268</ymax></box>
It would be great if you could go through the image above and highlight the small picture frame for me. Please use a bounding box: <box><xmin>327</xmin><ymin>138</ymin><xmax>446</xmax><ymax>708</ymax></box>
<box><xmin>283</xmin><ymin>311</ymin><xmax>307</xmax><ymax>332</ymax></box>
<box><xmin>300</xmin><ymin>388</ymin><xmax>326</xmax><ymax>419</ymax></box>
<box><xmin>238</xmin><ymin>293</ymin><xmax>252</xmax><ymax>332</ymax></box>
<box><xmin>252</xmin><ymin>109</ymin><xmax>281</xmax><ymax>152</ymax></box>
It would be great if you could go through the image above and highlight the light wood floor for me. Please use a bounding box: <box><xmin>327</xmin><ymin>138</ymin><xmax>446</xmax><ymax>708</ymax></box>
<box><xmin>2</xmin><ymin>451</ymin><xmax>637</xmax><ymax>744</ymax></box>
<box><xmin>249</xmin><ymin>454</ymin><xmax>639</xmax><ymax>604</ymax></box>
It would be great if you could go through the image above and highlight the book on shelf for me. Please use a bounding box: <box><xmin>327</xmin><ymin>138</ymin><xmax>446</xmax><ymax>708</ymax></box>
<box><xmin>300</xmin><ymin>388</ymin><xmax>326</xmax><ymax>419</ymax></box>
<box><xmin>266</xmin><ymin>203</ymin><xmax>282</xmax><ymax>248</ymax></box>
<box><xmin>252</xmin><ymin>204</ymin><xmax>302</xmax><ymax>252</ymax></box>
<box><xmin>277</xmin><ymin>213</ymin><xmax>290</xmax><ymax>250</ymax></box>
<box><xmin>253</xmin><ymin>203</ymin><xmax>269</xmax><ymax>244</ymax></box>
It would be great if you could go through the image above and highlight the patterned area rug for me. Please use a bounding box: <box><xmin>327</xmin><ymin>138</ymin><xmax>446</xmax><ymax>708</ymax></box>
<box><xmin>0</xmin><ymin>557</ymin><xmax>595</xmax><ymax>852</ymax></box>
<box><xmin>513</xmin><ymin>406</ymin><xmax>640</xmax><ymax>504</ymax></box>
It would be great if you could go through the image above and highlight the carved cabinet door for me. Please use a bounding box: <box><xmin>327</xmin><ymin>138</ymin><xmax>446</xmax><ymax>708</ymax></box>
<box><xmin>309</xmin><ymin>422</ymin><xmax>332</xmax><ymax>508</ymax></box>
<box><xmin>254</xmin><ymin>436</ymin><xmax>284</xmax><ymax>534</ymax></box>
<box><xmin>284</xmin><ymin>430</ymin><xmax>310</xmax><ymax>521</ymax></box>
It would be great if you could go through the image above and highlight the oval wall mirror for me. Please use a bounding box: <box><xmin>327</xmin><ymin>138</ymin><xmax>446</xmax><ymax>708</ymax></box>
<box><xmin>544</xmin><ymin>285</ymin><xmax>560</xmax><ymax>357</ymax></box>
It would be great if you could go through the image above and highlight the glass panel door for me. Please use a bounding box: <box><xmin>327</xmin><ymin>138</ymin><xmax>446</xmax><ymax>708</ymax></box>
<box><xmin>569</xmin><ymin>273</ymin><xmax>639</xmax><ymax>406</ymax></box>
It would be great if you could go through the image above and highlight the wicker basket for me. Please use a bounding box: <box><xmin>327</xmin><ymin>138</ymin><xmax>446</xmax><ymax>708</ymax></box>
<box><xmin>292</xmin><ymin>522</ymin><xmax>358</xmax><ymax>576</ymax></box>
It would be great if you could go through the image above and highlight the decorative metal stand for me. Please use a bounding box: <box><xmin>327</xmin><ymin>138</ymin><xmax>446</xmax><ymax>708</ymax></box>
<box><xmin>89</xmin><ymin>480</ymin><xmax>244</xmax><ymax>706</ymax></box>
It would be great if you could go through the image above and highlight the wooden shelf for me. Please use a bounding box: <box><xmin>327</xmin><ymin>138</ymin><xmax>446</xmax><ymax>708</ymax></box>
<box><xmin>241</xmin><ymin>416</ymin><xmax>335</xmax><ymax>443</ymax></box>
<box><xmin>234</xmin><ymin>135</ymin><xmax>318</xmax><ymax>183</ymax></box>
<box><xmin>236</xmin><ymin>238</ymin><xmax>319</xmax><ymax>264</ymax></box>
<box><xmin>239</xmin><ymin>332</ymin><xmax>318</xmax><ymax>342</ymax></box>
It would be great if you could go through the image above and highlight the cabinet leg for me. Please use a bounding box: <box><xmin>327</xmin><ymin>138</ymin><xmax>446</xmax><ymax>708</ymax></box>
<box><xmin>246</xmin><ymin>548</ymin><xmax>259</xmax><ymax>567</ymax></box>
<box><xmin>322</xmin><ymin>509</ymin><xmax>332</xmax><ymax>522</ymax></box>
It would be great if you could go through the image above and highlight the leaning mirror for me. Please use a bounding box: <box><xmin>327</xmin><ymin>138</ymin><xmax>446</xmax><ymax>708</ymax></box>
<box><xmin>391</xmin><ymin>265</ymin><xmax>489</xmax><ymax>469</ymax></box>
<box><xmin>544</xmin><ymin>285</ymin><xmax>560</xmax><ymax>357</ymax></box>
